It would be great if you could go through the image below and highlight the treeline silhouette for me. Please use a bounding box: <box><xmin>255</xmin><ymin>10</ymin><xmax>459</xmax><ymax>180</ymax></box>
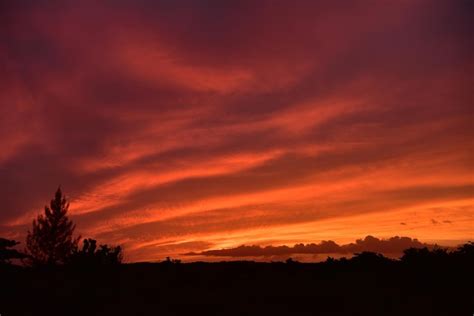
<box><xmin>0</xmin><ymin>188</ymin><xmax>472</xmax><ymax>316</ymax></box>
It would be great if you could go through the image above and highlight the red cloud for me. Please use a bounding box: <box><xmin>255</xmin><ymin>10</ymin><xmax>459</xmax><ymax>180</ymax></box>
<box><xmin>0</xmin><ymin>1</ymin><xmax>472</xmax><ymax>262</ymax></box>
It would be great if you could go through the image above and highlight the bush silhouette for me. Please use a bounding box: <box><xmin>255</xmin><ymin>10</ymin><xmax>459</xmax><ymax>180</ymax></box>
<box><xmin>452</xmin><ymin>241</ymin><xmax>474</xmax><ymax>260</ymax></box>
<box><xmin>164</xmin><ymin>256</ymin><xmax>181</xmax><ymax>264</ymax></box>
<box><xmin>25</xmin><ymin>187</ymin><xmax>80</xmax><ymax>265</ymax></box>
<box><xmin>401</xmin><ymin>246</ymin><xmax>449</xmax><ymax>265</ymax></box>
<box><xmin>350</xmin><ymin>251</ymin><xmax>391</xmax><ymax>264</ymax></box>
<box><xmin>69</xmin><ymin>238</ymin><xmax>123</xmax><ymax>266</ymax></box>
<box><xmin>0</xmin><ymin>238</ymin><xmax>26</xmax><ymax>264</ymax></box>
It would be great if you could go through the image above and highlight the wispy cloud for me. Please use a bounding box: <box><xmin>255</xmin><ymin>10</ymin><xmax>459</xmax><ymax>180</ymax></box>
<box><xmin>0</xmin><ymin>1</ymin><xmax>472</xmax><ymax>261</ymax></box>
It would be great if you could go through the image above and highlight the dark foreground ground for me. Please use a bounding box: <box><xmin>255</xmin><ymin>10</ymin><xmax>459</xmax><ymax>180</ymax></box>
<box><xmin>1</xmin><ymin>255</ymin><xmax>473</xmax><ymax>316</ymax></box>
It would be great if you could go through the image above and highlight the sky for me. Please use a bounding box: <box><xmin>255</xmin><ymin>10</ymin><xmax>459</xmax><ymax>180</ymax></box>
<box><xmin>1</xmin><ymin>0</ymin><xmax>472</xmax><ymax>262</ymax></box>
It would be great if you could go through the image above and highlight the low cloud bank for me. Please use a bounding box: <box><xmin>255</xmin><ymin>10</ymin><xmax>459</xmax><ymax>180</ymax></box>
<box><xmin>184</xmin><ymin>236</ymin><xmax>438</xmax><ymax>258</ymax></box>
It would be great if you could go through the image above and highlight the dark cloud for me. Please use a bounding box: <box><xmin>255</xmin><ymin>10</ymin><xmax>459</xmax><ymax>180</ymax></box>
<box><xmin>185</xmin><ymin>236</ymin><xmax>435</xmax><ymax>258</ymax></box>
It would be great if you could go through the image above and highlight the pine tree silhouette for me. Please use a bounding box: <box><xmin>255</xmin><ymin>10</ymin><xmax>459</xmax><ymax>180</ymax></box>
<box><xmin>25</xmin><ymin>187</ymin><xmax>80</xmax><ymax>265</ymax></box>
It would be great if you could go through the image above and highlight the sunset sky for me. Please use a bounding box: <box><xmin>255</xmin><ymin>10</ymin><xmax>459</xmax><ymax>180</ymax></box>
<box><xmin>1</xmin><ymin>0</ymin><xmax>472</xmax><ymax>262</ymax></box>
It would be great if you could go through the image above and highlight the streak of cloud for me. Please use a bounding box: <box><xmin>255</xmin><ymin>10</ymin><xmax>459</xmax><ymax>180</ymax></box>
<box><xmin>0</xmin><ymin>0</ymin><xmax>472</xmax><ymax>261</ymax></box>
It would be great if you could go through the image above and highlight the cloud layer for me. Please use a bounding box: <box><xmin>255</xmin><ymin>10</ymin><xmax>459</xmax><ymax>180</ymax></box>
<box><xmin>184</xmin><ymin>235</ymin><xmax>437</xmax><ymax>259</ymax></box>
<box><xmin>1</xmin><ymin>1</ymin><xmax>472</xmax><ymax>261</ymax></box>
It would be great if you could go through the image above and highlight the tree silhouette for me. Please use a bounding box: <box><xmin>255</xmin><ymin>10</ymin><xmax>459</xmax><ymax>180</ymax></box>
<box><xmin>453</xmin><ymin>241</ymin><xmax>474</xmax><ymax>259</ymax></box>
<box><xmin>25</xmin><ymin>187</ymin><xmax>80</xmax><ymax>265</ymax></box>
<box><xmin>69</xmin><ymin>238</ymin><xmax>123</xmax><ymax>266</ymax></box>
<box><xmin>0</xmin><ymin>238</ymin><xmax>26</xmax><ymax>264</ymax></box>
<box><xmin>401</xmin><ymin>246</ymin><xmax>449</xmax><ymax>265</ymax></box>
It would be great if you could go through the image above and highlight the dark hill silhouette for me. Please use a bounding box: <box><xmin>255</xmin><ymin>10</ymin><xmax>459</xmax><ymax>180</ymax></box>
<box><xmin>1</xmin><ymin>242</ymin><xmax>473</xmax><ymax>316</ymax></box>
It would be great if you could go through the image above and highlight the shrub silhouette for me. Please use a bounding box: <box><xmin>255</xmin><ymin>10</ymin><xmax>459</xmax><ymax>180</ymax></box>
<box><xmin>69</xmin><ymin>238</ymin><xmax>123</xmax><ymax>266</ymax></box>
<box><xmin>0</xmin><ymin>238</ymin><xmax>26</xmax><ymax>264</ymax></box>
<box><xmin>25</xmin><ymin>187</ymin><xmax>80</xmax><ymax>265</ymax></box>
<box><xmin>401</xmin><ymin>246</ymin><xmax>449</xmax><ymax>265</ymax></box>
<box><xmin>164</xmin><ymin>256</ymin><xmax>181</xmax><ymax>264</ymax></box>
<box><xmin>452</xmin><ymin>241</ymin><xmax>474</xmax><ymax>260</ymax></box>
<box><xmin>285</xmin><ymin>257</ymin><xmax>299</xmax><ymax>264</ymax></box>
<box><xmin>350</xmin><ymin>251</ymin><xmax>391</xmax><ymax>264</ymax></box>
